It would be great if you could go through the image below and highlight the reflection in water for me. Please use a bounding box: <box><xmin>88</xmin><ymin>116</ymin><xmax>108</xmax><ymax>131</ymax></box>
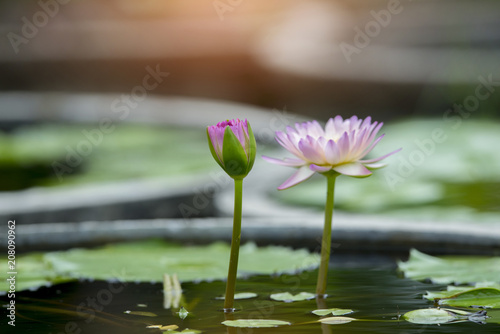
<box><xmin>163</xmin><ymin>273</ymin><xmax>183</xmax><ymax>309</ymax></box>
<box><xmin>316</xmin><ymin>295</ymin><xmax>332</xmax><ymax>334</ymax></box>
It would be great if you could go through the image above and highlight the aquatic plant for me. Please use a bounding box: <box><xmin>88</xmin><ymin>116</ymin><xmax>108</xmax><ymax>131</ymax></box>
<box><xmin>264</xmin><ymin>116</ymin><xmax>400</xmax><ymax>296</ymax></box>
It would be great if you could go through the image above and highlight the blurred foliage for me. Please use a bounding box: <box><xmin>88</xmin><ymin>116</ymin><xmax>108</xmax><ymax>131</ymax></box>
<box><xmin>0</xmin><ymin>123</ymin><xmax>216</xmax><ymax>190</ymax></box>
<box><xmin>399</xmin><ymin>249</ymin><xmax>500</xmax><ymax>285</ymax></box>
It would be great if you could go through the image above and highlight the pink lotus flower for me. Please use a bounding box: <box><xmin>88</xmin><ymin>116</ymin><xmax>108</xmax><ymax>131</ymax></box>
<box><xmin>263</xmin><ymin>116</ymin><xmax>401</xmax><ymax>190</ymax></box>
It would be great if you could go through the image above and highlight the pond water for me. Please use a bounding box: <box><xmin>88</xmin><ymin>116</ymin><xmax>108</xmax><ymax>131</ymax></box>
<box><xmin>4</xmin><ymin>263</ymin><xmax>499</xmax><ymax>333</ymax></box>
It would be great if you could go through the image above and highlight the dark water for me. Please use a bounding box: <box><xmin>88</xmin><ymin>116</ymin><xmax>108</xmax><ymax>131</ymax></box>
<box><xmin>2</xmin><ymin>266</ymin><xmax>499</xmax><ymax>334</ymax></box>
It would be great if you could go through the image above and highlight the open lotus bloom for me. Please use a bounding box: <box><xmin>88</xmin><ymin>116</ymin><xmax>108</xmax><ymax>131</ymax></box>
<box><xmin>263</xmin><ymin>116</ymin><xmax>401</xmax><ymax>190</ymax></box>
<box><xmin>207</xmin><ymin>119</ymin><xmax>256</xmax><ymax>180</ymax></box>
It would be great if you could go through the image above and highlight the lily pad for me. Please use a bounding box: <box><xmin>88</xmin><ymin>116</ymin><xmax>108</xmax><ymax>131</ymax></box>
<box><xmin>319</xmin><ymin>316</ymin><xmax>356</xmax><ymax>324</ymax></box>
<box><xmin>215</xmin><ymin>292</ymin><xmax>258</xmax><ymax>300</ymax></box>
<box><xmin>434</xmin><ymin>287</ymin><xmax>500</xmax><ymax>308</ymax></box>
<box><xmin>0</xmin><ymin>253</ymin><xmax>74</xmax><ymax>293</ymax></box>
<box><xmin>221</xmin><ymin>319</ymin><xmax>291</xmax><ymax>328</ymax></box>
<box><xmin>0</xmin><ymin>240</ymin><xmax>319</xmax><ymax>292</ymax></box>
<box><xmin>403</xmin><ymin>308</ymin><xmax>456</xmax><ymax>324</ymax></box>
<box><xmin>312</xmin><ymin>308</ymin><xmax>354</xmax><ymax>316</ymax></box>
<box><xmin>403</xmin><ymin>308</ymin><xmax>488</xmax><ymax>325</ymax></box>
<box><xmin>398</xmin><ymin>249</ymin><xmax>500</xmax><ymax>284</ymax></box>
<box><xmin>146</xmin><ymin>325</ymin><xmax>201</xmax><ymax>333</ymax></box>
<box><xmin>403</xmin><ymin>308</ymin><xmax>459</xmax><ymax>324</ymax></box>
<box><xmin>270</xmin><ymin>292</ymin><xmax>315</xmax><ymax>302</ymax></box>
<box><xmin>47</xmin><ymin>240</ymin><xmax>319</xmax><ymax>282</ymax></box>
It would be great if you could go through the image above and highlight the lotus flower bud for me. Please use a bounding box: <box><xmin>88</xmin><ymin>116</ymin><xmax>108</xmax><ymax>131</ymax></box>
<box><xmin>207</xmin><ymin>119</ymin><xmax>256</xmax><ymax>180</ymax></box>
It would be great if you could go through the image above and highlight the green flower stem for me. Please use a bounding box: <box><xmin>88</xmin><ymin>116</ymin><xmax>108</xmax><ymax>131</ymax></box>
<box><xmin>316</xmin><ymin>174</ymin><xmax>337</xmax><ymax>297</ymax></box>
<box><xmin>224</xmin><ymin>178</ymin><xmax>243</xmax><ymax>311</ymax></box>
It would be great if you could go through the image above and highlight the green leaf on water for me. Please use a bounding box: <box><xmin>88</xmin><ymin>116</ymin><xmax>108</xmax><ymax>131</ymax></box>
<box><xmin>0</xmin><ymin>253</ymin><xmax>74</xmax><ymax>293</ymax></box>
<box><xmin>403</xmin><ymin>308</ymin><xmax>488</xmax><ymax>325</ymax></box>
<box><xmin>433</xmin><ymin>287</ymin><xmax>500</xmax><ymax>308</ymax></box>
<box><xmin>215</xmin><ymin>292</ymin><xmax>258</xmax><ymax>300</ymax></box>
<box><xmin>160</xmin><ymin>325</ymin><xmax>179</xmax><ymax>331</ymax></box>
<box><xmin>146</xmin><ymin>325</ymin><xmax>201</xmax><ymax>333</ymax></box>
<box><xmin>319</xmin><ymin>316</ymin><xmax>356</xmax><ymax>324</ymax></box>
<box><xmin>424</xmin><ymin>285</ymin><xmax>476</xmax><ymax>300</ymax></box>
<box><xmin>270</xmin><ymin>292</ymin><xmax>315</xmax><ymax>302</ymax></box>
<box><xmin>222</xmin><ymin>319</ymin><xmax>291</xmax><ymax>328</ymax></box>
<box><xmin>312</xmin><ymin>308</ymin><xmax>354</xmax><ymax>316</ymax></box>
<box><xmin>403</xmin><ymin>308</ymin><xmax>459</xmax><ymax>324</ymax></box>
<box><xmin>398</xmin><ymin>249</ymin><xmax>500</xmax><ymax>284</ymax></box>
<box><xmin>0</xmin><ymin>240</ymin><xmax>319</xmax><ymax>292</ymax></box>
<box><xmin>48</xmin><ymin>240</ymin><xmax>319</xmax><ymax>283</ymax></box>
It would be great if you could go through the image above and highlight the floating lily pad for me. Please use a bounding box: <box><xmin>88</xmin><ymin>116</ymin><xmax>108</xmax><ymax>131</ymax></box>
<box><xmin>0</xmin><ymin>240</ymin><xmax>319</xmax><ymax>292</ymax></box>
<box><xmin>433</xmin><ymin>287</ymin><xmax>500</xmax><ymax>308</ymax></box>
<box><xmin>319</xmin><ymin>316</ymin><xmax>356</xmax><ymax>324</ymax></box>
<box><xmin>160</xmin><ymin>325</ymin><xmax>179</xmax><ymax>331</ymax></box>
<box><xmin>425</xmin><ymin>283</ymin><xmax>500</xmax><ymax>302</ymax></box>
<box><xmin>145</xmin><ymin>325</ymin><xmax>201</xmax><ymax>333</ymax></box>
<box><xmin>221</xmin><ymin>319</ymin><xmax>291</xmax><ymax>328</ymax></box>
<box><xmin>270</xmin><ymin>292</ymin><xmax>315</xmax><ymax>302</ymax></box>
<box><xmin>403</xmin><ymin>308</ymin><xmax>458</xmax><ymax>324</ymax></box>
<box><xmin>215</xmin><ymin>292</ymin><xmax>258</xmax><ymax>300</ymax></box>
<box><xmin>47</xmin><ymin>240</ymin><xmax>319</xmax><ymax>283</ymax></box>
<box><xmin>0</xmin><ymin>253</ymin><xmax>73</xmax><ymax>293</ymax></box>
<box><xmin>312</xmin><ymin>308</ymin><xmax>354</xmax><ymax>316</ymax></box>
<box><xmin>398</xmin><ymin>249</ymin><xmax>500</xmax><ymax>284</ymax></box>
<box><xmin>403</xmin><ymin>308</ymin><xmax>488</xmax><ymax>325</ymax></box>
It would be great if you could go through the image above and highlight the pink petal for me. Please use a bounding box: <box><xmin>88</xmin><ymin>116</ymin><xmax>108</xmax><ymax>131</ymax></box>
<box><xmin>207</xmin><ymin>126</ymin><xmax>224</xmax><ymax>161</ymax></box>
<box><xmin>324</xmin><ymin>139</ymin><xmax>341</xmax><ymax>165</ymax></box>
<box><xmin>275</xmin><ymin>131</ymin><xmax>303</xmax><ymax>159</ymax></box>
<box><xmin>333</xmin><ymin>162</ymin><xmax>372</xmax><ymax>177</ymax></box>
<box><xmin>309</xmin><ymin>120</ymin><xmax>325</xmax><ymax>137</ymax></box>
<box><xmin>361</xmin><ymin>134</ymin><xmax>385</xmax><ymax>157</ymax></box>
<box><xmin>336</xmin><ymin>132</ymin><xmax>351</xmax><ymax>160</ymax></box>
<box><xmin>285</xmin><ymin>132</ymin><xmax>305</xmax><ymax>158</ymax></box>
<box><xmin>364</xmin><ymin>162</ymin><xmax>387</xmax><ymax>169</ymax></box>
<box><xmin>360</xmin><ymin>116</ymin><xmax>372</xmax><ymax>129</ymax></box>
<box><xmin>333</xmin><ymin>115</ymin><xmax>344</xmax><ymax>129</ymax></box>
<box><xmin>359</xmin><ymin>147</ymin><xmax>402</xmax><ymax>163</ymax></box>
<box><xmin>347</xmin><ymin>115</ymin><xmax>361</xmax><ymax>131</ymax></box>
<box><xmin>285</xmin><ymin>125</ymin><xmax>297</xmax><ymax>134</ymax></box>
<box><xmin>262</xmin><ymin>156</ymin><xmax>305</xmax><ymax>167</ymax></box>
<box><xmin>364</xmin><ymin>122</ymin><xmax>383</xmax><ymax>147</ymax></box>
<box><xmin>310</xmin><ymin>164</ymin><xmax>331</xmax><ymax>172</ymax></box>
<box><xmin>275</xmin><ymin>131</ymin><xmax>293</xmax><ymax>150</ymax></box>
<box><xmin>298</xmin><ymin>138</ymin><xmax>325</xmax><ymax>163</ymax></box>
<box><xmin>278</xmin><ymin>165</ymin><xmax>315</xmax><ymax>190</ymax></box>
<box><xmin>325</xmin><ymin>118</ymin><xmax>335</xmax><ymax>134</ymax></box>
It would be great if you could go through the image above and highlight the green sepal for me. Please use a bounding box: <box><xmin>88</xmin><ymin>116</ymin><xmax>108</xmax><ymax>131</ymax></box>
<box><xmin>222</xmin><ymin>126</ymin><xmax>249</xmax><ymax>179</ymax></box>
<box><xmin>206</xmin><ymin>127</ymin><xmax>224</xmax><ymax>170</ymax></box>
<box><xmin>245</xmin><ymin>121</ymin><xmax>257</xmax><ymax>175</ymax></box>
